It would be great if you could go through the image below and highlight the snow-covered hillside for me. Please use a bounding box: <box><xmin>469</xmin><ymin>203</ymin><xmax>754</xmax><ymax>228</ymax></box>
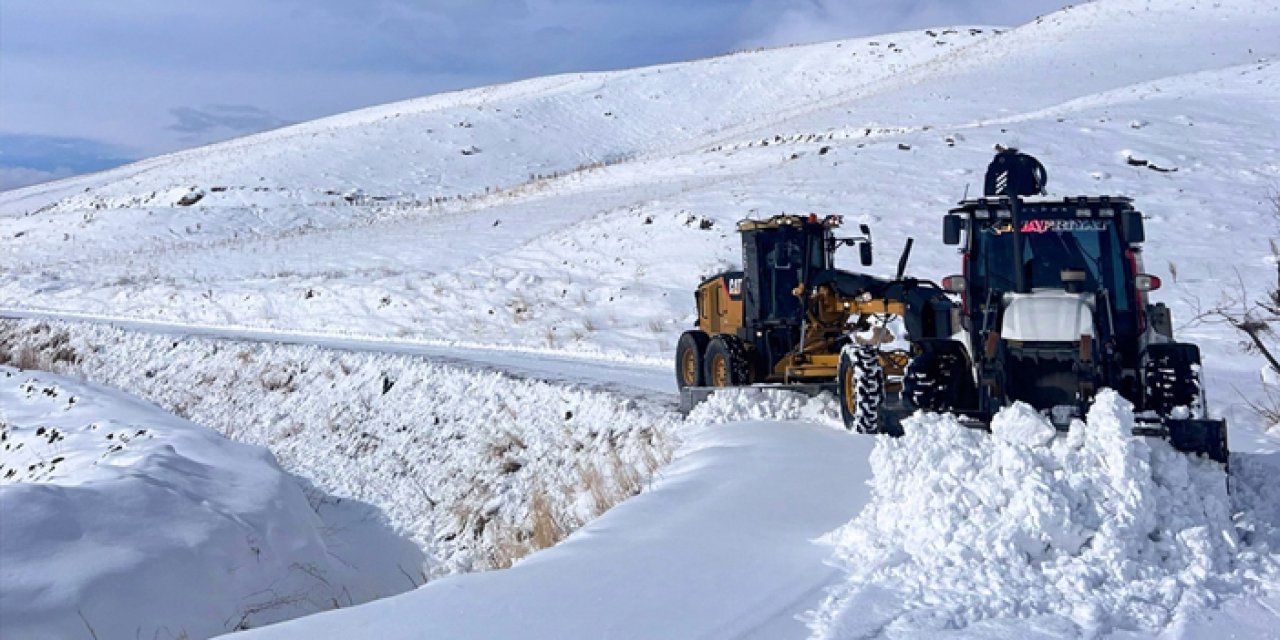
<box><xmin>2</xmin><ymin>0</ymin><xmax>1279</xmax><ymax>637</ymax></box>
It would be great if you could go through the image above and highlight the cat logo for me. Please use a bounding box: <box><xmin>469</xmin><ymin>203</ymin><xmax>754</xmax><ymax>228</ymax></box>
<box><xmin>727</xmin><ymin>277</ymin><xmax>743</xmax><ymax>297</ymax></box>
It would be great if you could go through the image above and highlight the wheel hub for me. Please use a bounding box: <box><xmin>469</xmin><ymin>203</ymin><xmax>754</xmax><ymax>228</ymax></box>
<box><xmin>712</xmin><ymin>356</ymin><xmax>728</xmax><ymax>386</ymax></box>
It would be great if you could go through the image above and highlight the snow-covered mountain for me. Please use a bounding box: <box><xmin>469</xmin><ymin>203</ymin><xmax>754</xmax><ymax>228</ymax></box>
<box><xmin>2</xmin><ymin>0</ymin><xmax>1279</xmax><ymax>637</ymax></box>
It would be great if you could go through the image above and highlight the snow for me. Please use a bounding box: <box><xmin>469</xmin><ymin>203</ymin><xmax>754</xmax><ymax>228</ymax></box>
<box><xmin>0</xmin><ymin>0</ymin><xmax>1278</xmax><ymax>636</ymax></box>
<box><xmin>0</xmin><ymin>366</ymin><xmax>408</xmax><ymax>639</ymax></box>
<box><xmin>220</xmin><ymin>389</ymin><xmax>1279</xmax><ymax>640</ymax></box>
<box><xmin>808</xmin><ymin>392</ymin><xmax>1272</xmax><ymax>638</ymax></box>
<box><xmin>0</xmin><ymin>319</ymin><xmax>680</xmax><ymax>577</ymax></box>
<box><xmin>235</xmin><ymin>391</ymin><xmax>872</xmax><ymax>640</ymax></box>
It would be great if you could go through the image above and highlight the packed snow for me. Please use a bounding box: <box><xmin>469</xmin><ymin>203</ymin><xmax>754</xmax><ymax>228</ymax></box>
<box><xmin>1</xmin><ymin>0</ymin><xmax>1278</xmax><ymax>637</ymax></box>
<box><xmin>0</xmin><ymin>366</ymin><xmax>408</xmax><ymax>638</ymax></box>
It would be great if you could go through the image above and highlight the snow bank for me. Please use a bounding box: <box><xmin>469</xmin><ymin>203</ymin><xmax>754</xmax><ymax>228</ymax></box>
<box><xmin>0</xmin><ymin>367</ymin><xmax>360</xmax><ymax>639</ymax></box>
<box><xmin>809</xmin><ymin>391</ymin><xmax>1272</xmax><ymax>638</ymax></box>
<box><xmin>0</xmin><ymin>319</ymin><xmax>682</xmax><ymax>577</ymax></box>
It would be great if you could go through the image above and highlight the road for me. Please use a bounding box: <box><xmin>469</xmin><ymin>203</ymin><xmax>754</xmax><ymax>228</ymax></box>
<box><xmin>0</xmin><ymin>307</ymin><xmax>676</xmax><ymax>400</ymax></box>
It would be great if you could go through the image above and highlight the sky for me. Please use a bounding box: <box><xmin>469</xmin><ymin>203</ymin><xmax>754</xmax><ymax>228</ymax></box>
<box><xmin>0</xmin><ymin>0</ymin><xmax>1073</xmax><ymax>191</ymax></box>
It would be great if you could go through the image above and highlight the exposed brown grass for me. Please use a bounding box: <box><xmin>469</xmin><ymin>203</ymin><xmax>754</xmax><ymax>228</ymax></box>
<box><xmin>0</xmin><ymin>322</ymin><xmax>81</xmax><ymax>372</ymax></box>
<box><xmin>579</xmin><ymin>462</ymin><xmax>613</xmax><ymax>516</ymax></box>
<box><xmin>528</xmin><ymin>484</ymin><xmax>567</xmax><ymax>551</ymax></box>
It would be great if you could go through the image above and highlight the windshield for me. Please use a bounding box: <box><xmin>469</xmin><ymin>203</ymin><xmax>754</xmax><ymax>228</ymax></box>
<box><xmin>971</xmin><ymin>217</ymin><xmax>1132</xmax><ymax>314</ymax></box>
<box><xmin>762</xmin><ymin>230</ymin><xmax>827</xmax><ymax>275</ymax></box>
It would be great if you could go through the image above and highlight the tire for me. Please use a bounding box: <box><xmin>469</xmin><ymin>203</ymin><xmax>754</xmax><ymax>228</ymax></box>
<box><xmin>675</xmin><ymin>330</ymin><xmax>711</xmax><ymax>389</ymax></box>
<box><xmin>1143</xmin><ymin>351</ymin><xmax>1201</xmax><ymax>418</ymax></box>
<box><xmin>839</xmin><ymin>346</ymin><xmax>885</xmax><ymax>434</ymax></box>
<box><xmin>903</xmin><ymin>340</ymin><xmax>971</xmax><ymax>413</ymax></box>
<box><xmin>703</xmin><ymin>335</ymin><xmax>752</xmax><ymax>387</ymax></box>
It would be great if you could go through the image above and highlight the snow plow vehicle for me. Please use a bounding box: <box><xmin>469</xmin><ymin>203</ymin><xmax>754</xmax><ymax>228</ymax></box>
<box><xmin>678</xmin><ymin>151</ymin><xmax>1228</xmax><ymax>466</ymax></box>
<box><xmin>675</xmin><ymin>213</ymin><xmax>954</xmax><ymax>433</ymax></box>
<box><xmin>885</xmin><ymin>149</ymin><xmax>1229</xmax><ymax>463</ymax></box>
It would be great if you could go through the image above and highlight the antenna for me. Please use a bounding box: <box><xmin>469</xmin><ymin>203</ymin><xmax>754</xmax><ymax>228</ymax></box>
<box><xmin>962</xmin><ymin>183</ymin><xmax>971</xmax><ymax>200</ymax></box>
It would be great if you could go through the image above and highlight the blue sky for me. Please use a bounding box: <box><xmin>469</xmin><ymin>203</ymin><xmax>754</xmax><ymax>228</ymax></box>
<box><xmin>0</xmin><ymin>0</ymin><xmax>1072</xmax><ymax>190</ymax></box>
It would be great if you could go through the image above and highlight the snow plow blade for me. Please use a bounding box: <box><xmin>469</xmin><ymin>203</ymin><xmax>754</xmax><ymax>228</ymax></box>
<box><xmin>880</xmin><ymin>406</ymin><xmax>1230</xmax><ymax>466</ymax></box>
<box><xmin>1139</xmin><ymin>418</ymin><xmax>1230</xmax><ymax>465</ymax></box>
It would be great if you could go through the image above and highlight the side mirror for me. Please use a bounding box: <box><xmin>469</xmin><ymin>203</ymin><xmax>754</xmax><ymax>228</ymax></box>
<box><xmin>943</xmin><ymin>215</ymin><xmax>962</xmax><ymax>246</ymax></box>
<box><xmin>942</xmin><ymin>274</ymin><xmax>966</xmax><ymax>293</ymax></box>
<box><xmin>859</xmin><ymin>223</ymin><xmax>871</xmax><ymax>236</ymax></box>
<box><xmin>859</xmin><ymin>242</ymin><xmax>873</xmax><ymax>266</ymax></box>
<box><xmin>1122</xmin><ymin>210</ymin><xmax>1145</xmax><ymax>244</ymax></box>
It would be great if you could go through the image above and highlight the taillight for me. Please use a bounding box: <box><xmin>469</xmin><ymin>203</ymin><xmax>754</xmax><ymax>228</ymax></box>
<box><xmin>1135</xmin><ymin>274</ymin><xmax>1161</xmax><ymax>292</ymax></box>
<box><xmin>1126</xmin><ymin>249</ymin><xmax>1146</xmax><ymax>333</ymax></box>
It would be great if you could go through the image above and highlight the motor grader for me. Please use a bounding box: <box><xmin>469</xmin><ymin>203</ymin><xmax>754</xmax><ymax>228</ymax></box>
<box><xmin>675</xmin><ymin>213</ymin><xmax>954</xmax><ymax>432</ymax></box>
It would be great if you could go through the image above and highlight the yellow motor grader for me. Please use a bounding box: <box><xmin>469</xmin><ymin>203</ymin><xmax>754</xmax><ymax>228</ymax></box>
<box><xmin>675</xmin><ymin>213</ymin><xmax>956</xmax><ymax>433</ymax></box>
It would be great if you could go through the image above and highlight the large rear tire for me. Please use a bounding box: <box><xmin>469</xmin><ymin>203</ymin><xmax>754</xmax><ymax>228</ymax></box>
<box><xmin>675</xmin><ymin>330</ymin><xmax>711</xmax><ymax>390</ymax></box>
<box><xmin>1143</xmin><ymin>347</ymin><xmax>1202</xmax><ymax>418</ymax></box>
<box><xmin>703</xmin><ymin>335</ymin><xmax>752</xmax><ymax>387</ymax></box>
<box><xmin>903</xmin><ymin>339</ymin><xmax>972</xmax><ymax>413</ymax></box>
<box><xmin>839</xmin><ymin>346</ymin><xmax>885</xmax><ymax>434</ymax></box>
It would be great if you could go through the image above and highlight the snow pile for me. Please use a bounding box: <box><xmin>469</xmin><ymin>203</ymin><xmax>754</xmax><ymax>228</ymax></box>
<box><xmin>0</xmin><ymin>367</ymin><xmax>365</xmax><ymax>639</ymax></box>
<box><xmin>686</xmin><ymin>386</ymin><xmax>841</xmax><ymax>428</ymax></box>
<box><xmin>809</xmin><ymin>391</ymin><xmax>1269</xmax><ymax>638</ymax></box>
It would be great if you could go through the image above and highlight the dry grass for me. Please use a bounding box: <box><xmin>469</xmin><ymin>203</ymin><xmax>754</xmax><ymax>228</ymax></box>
<box><xmin>484</xmin><ymin>437</ymin><xmax>674</xmax><ymax>571</ymax></box>
<box><xmin>0</xmin><ymin>322</ymin><xmax>81</xmax><ymax>372</ymax></box>
<box><xmin>13</xmin><ymin>346</ymin><xmax>39</xmax><ymax>370</ymax></box>
<box><xmin>528</xmin><ymin>484</ymin><xmax>568</xmax><ymax>551</ymax></box>
<box><xmin>487</xmin><ymin>536</ymin><xmax>528</xmax><ymax>570</ymax></box>
<box><xmin>607</xmin><ymin>447</ymin><xmax>643</xmax><ymax>500</ymax></box>
<box><xmin>485</xmin><ymin>481</ymin><xmax>571</xmax><ymax>570</ymax></box>
<box><xmin>579</xmin><ymin>462</ymin><xmax>613</xmax><ymax>515</ymax></box>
